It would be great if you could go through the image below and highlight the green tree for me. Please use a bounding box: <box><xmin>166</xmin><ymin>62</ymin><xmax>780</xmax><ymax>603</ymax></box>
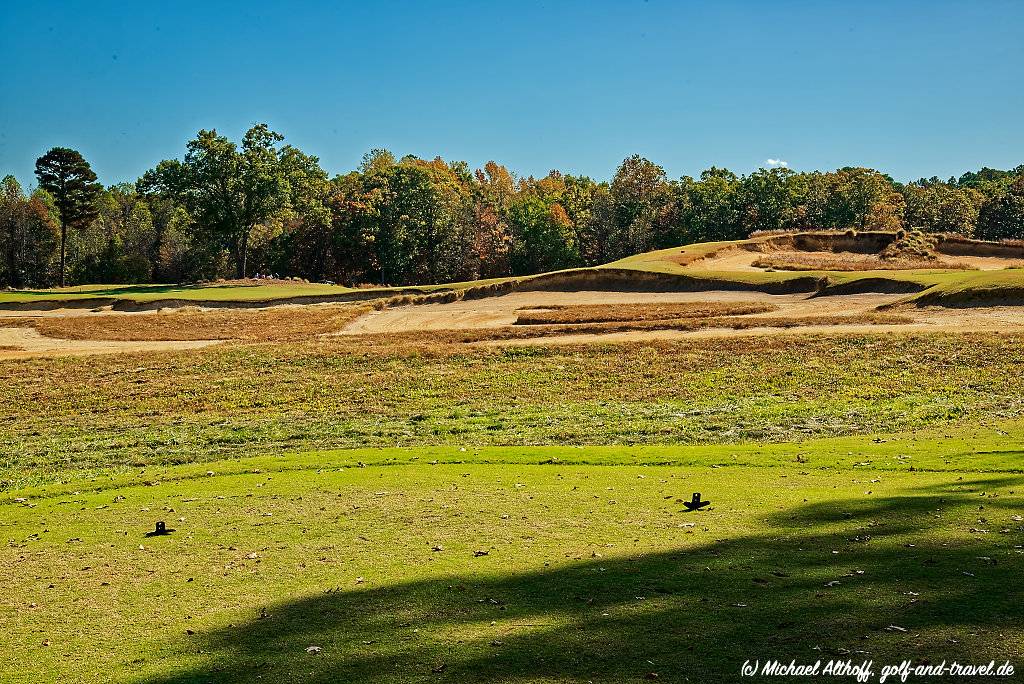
<box><xmin>977</xmin><ymin>177</ymin><xmax>1024</xmax><ymax>241</ymax></box>
<box><xmin>902</xmin><ymin>182</ymin><xmax>982</xmax><ymax>236</ymax></box>
<box><xmin>79</xmin><ymin>185</ymin><xmax>157</xmax><ymax>283</ymax></box>
<box><xmin>680</xmin><ymin>167</ymin><xmax>742</xmax><ymax>242</ymax></box>
<box><xmin>140</xmin><ymin>124</ymin><xmax>293</xmax><ymax>278</ymax></box>
<box><xmin>737</xmin><ymin>167</ymin><xmax>805</xmax><ymax>234</ymax></box>
<box><xmin>34</xmin><ymin>147</ymin><xmax>102</xmax><ymax>286</ymax></box>
<box><xmin>805</xmin><ymin>168</ymin><xmax>903</xmax><ymax>231</ymax></box>
<box><xmin>608</xmin><ymin>155</ymin><xmax>672</xmax><ymax>258</ymax></box>
<box><xmin>508</xmin><ymin>192</ymin><xmax>577</xmax><ymax>275</ymax></box>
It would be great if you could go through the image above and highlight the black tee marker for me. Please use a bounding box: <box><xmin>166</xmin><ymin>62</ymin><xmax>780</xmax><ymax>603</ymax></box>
<box><xmin>683</xmin><ymin>493</ymin><xmax>710</xmax><ymax>511</ymax></box>
<box><xmin>145</xmin><ymin>521</ymin><xmax>175</xmax><ymax>537</ymax></box>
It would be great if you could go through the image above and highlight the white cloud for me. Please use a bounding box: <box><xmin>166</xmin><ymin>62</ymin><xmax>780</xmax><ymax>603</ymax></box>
<box><xmin>766</xmin><ymin>158</ymin><xmax>788</xmax><ymax>168</ymax></box>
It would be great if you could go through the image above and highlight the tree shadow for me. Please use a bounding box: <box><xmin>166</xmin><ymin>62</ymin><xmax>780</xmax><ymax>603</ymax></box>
<box><xmin>144</xmin><ymin>478</ymin><xmax>1024</xmax><ymax>683</ymax></box>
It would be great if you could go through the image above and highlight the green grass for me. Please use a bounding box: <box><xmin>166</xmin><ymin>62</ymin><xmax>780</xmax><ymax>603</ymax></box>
<box><xmin>0</xmin><ymin>282</ymin><xmax>353</xmax><ymax>304</ymax></box>
<box><xmin>0</xmin><ymin>280</ymin><xmax>510</xmax><ymax>307</ymax></box>
<box><xmin>3</xmin><ymin>332</ymin><xmax>1024</xmax><ymax>489</ymax></box>
<box><xmin>2</xmin><ymin>436</ymin><xmax>1022</xmax><ymax>683</ymax></box>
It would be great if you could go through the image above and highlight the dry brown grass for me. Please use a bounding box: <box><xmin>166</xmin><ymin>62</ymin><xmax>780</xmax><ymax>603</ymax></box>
<box><xmin>18</xmin><ymin>303</ymin><xmax>373</xmax><ymax>342</ymax></box>
<box><xmin>333</xmin><ymin>312</ymin><xmax>916</xmax><ymax>349</ymax></box>
<box><xmin>752</xmin><ymin>252</ymin><xmax>975</xmax><ymax>272</ymax></box>
<box><xmin>514</xmin><ymin>301</ymin><xmax>775</xmax><ymax>325</ymax></box>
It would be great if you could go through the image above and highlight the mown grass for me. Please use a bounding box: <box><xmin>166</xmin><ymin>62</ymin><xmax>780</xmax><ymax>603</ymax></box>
<box><xmin>2</xmin><ymin>438</ymin><xmax>1022</xmax><ymax>683</ymax></box>
<box><xmin>0</xmin><ymin>277</ymin><xmax>520</xmax><ymax>307</ymax></box>
<box><xmin>2</xmin><ymin>331</ymin><xmax>1023</xmax><ymax>488</ymax></box>
<box><xmin>0</xmin><ymin>280</ymin><xmax>505</xmax><ymax>307</ymax></box>
<box><xmin>0</xmin><ymin>281</ymin><xmax>356</xmax><ymax>304</ymax></box>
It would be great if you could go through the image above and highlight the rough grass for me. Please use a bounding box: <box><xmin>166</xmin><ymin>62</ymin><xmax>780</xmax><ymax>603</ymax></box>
<box><xmin>1</xmin><ymin>331</ymin><xmax>1021</xmax><ymax>489</ymax></box>
<box><xmin>513</xmin><ymin>301</ymin><xmax>775</xmax><ymax>325</ymax></box>
<box><xmin>2</xmin><ymin>437</ymin><xmax>1022</xmax><ymax>683</ymax></box>
<box><xmin>456</xmin><ymin>313</ymin><xmax>914</xmax><ymax>341</ymax></box>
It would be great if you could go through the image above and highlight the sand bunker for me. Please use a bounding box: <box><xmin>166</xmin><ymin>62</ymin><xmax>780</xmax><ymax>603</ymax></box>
<box><xmin>0</xmin><ymin>327</ymin><xmax>222</xmax><ymax>360</ymax></box>
<box><xmin>341</xmin><ymin>290</ymin><xmax>806</xmax><ymax>334</ymax></box>
<box><xmin>339</xmin><ymin>286</ymin><xmax>1024</xmax><ymax>346</ymax></box>
<box><xmin>341</xmin><ymin>290</ymin><xmax>912</xmax><ymax>335</ymax></box>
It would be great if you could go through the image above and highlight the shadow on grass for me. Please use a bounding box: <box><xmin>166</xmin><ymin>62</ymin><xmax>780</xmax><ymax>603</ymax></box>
<box><xmin>145</xmin><ymin>478</ymin><xmax>1024</xmax><ymax>683</ymax></box>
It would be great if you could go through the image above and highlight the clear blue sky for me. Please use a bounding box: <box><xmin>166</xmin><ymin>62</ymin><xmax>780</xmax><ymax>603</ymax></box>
<box><xmin>2</xmin><ymin>1</ymin><xmax>1022</xmax><ymax>188</ymax></box>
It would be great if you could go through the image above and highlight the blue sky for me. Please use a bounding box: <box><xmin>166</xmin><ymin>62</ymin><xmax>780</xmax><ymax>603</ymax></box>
<box><xmin>1</xmin><ymin>1</ymin><xmax>1022</xmax><ymax>188</ymax></box>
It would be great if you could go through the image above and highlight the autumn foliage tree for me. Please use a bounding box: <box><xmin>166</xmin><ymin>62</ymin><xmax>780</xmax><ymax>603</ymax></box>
<box><xmin>4</xmin><ymin>127</ymin><xmax>1023</xmax><ymax>288</ymax></box>
<box><xmin>0</xmin><ymin>176</ymin><xmax>59</xmax><ymax>287</ymax></box>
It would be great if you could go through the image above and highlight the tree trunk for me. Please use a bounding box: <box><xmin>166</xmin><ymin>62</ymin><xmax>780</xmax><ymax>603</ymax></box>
<box><xmin>59</xmin><ymin>223</ymin><xmax>67</xmax><ymax>287</ymax></box>
<box><xmin>6</xmin><ymin>238</ymin><xmax>20</xmax><ymax>289</ymax></box>
<box><xmin>237</xmin><ymin>230</ymin><xmax>250</xmax><ymax>279</ymax></box>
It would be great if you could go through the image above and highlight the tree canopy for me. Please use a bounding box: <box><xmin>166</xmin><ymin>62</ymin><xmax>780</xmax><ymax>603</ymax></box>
<box><xmin>2</xmin><ymin>128</ymin><xmax>1022</xmax><ymax>288</ymax></box>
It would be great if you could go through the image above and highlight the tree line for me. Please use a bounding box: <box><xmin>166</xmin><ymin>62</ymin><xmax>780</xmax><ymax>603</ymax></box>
<box><xmin>3</xmin><ymin>124</ymin><xmax>1023</xmax><ymax>288</ymax></box>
